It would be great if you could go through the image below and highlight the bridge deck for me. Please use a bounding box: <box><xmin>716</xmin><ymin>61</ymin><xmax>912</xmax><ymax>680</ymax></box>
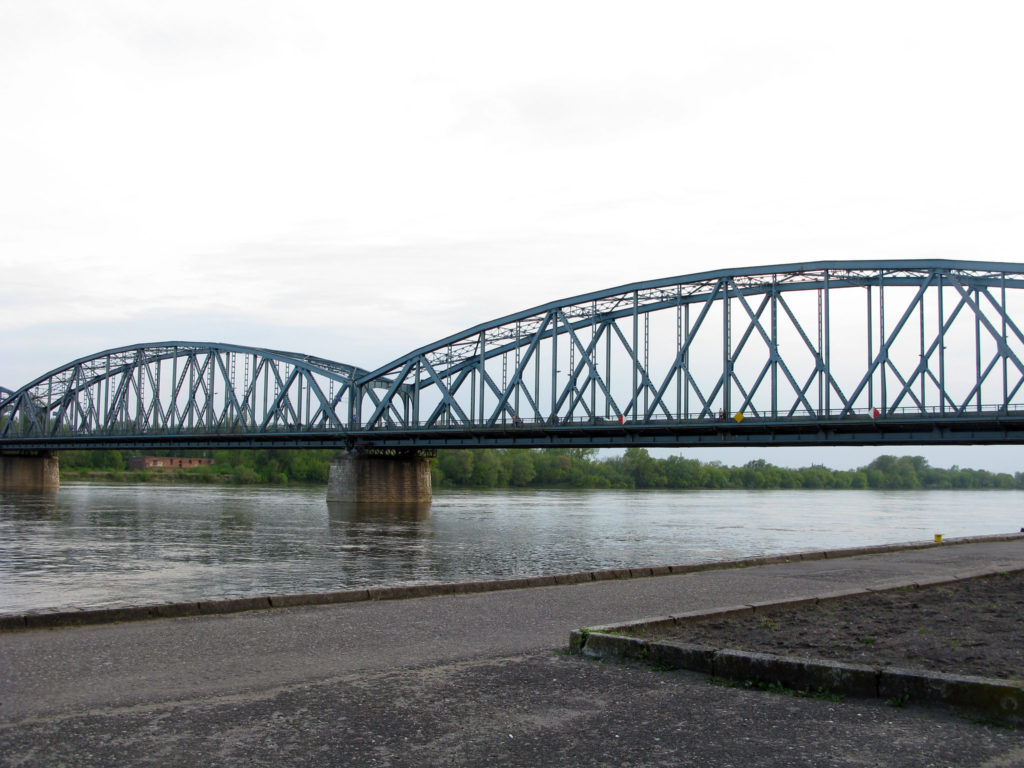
<box><xmin>4</xmin><ymin>411</ymin><xmax>1024</xmax><ymax>451</ymax></box>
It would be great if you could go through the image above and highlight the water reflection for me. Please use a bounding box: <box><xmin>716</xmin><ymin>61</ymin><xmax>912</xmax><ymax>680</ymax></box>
<box><xmin>0</xmin><ymin>490</ymin><xmax>60</xmax><ymax>517</ymax></box>
<box><xmin>327</xmin><ymin>501</ymin><xmax>432</xmax><ymax>523</ymax></box>
<box><xmin>326</xmin><ymin>500</ymin><xmax>435</xmax><ymax>587</ymax></box>
<box><xmin>1</xmin><ymin>484</ymin><xmax>1022</xmax><ymax>612</ymax></box>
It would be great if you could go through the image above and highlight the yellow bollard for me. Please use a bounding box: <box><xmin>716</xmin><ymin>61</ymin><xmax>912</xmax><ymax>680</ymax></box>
<box><xmin>934</xmin><ymin>534</ymin><xmax>943</xmax><ymax>543</ymax></box>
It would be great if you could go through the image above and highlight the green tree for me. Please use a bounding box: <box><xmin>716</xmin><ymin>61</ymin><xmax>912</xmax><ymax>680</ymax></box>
<box><xmin>470</xmin><ymin>450</ymin><xmax>501</xmax><ymax>486</ymax></box>
<box><xmin>438</xmin><ymin>451</ymin><xmax>474</xmax><ymax>485</ymax></box>
<box><xmin>505</xmin><ymin>450</ymin><xmax>537</xmax><ymax>486</ymax></box>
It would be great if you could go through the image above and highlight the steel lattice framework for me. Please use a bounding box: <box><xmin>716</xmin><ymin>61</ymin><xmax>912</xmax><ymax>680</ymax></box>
<box><xmin>4</xmin><ymin>260</ymin><xmax>1024</xmax><ymax>450</ymax></box>
<box><xmin>0</xmin><ymin>343</ymin><xmax>388</xmax><ymax>449</ymax></box>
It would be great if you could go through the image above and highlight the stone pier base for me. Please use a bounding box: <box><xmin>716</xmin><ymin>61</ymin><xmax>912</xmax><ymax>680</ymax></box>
<box><xmin>0</xmin><ymin>452</ymin><xmax>60</xmax><ymax>492</ymax></box>
<box><xmin>327</xmin><ymin>450</ymin><xmax>432</xmax><ymax>504</ymax></box>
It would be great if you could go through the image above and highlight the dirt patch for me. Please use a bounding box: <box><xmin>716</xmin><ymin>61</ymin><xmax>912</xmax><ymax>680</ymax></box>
<box><xmin>652</xmin><ymin>571</ymin><xmax>1024</xmax><ymax>681</ymax></box>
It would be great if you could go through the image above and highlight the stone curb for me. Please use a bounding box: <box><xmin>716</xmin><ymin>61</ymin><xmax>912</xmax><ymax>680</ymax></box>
<box><xmin>2</xmin><ymin>532</ymin><xmax>1021</xmax><ymax>632</ymax></box>
<box><xmin>569</xmin><ymin>564</ymin><xmax>1024</xmax><ymax>723</ymax></box>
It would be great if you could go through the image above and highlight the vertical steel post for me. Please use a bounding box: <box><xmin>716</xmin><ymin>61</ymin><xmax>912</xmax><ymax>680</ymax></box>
<box><xmin>514</xmin><ymin>322</ymin><xmax>520</xmax><ymax>421</ymax></box>
<box><xmin>208</xmin><ymin>354</ymin><xmax>215</xmax><ymax>429</ymax></box>
<box><xmin>591</xmin><ymin>302</ymin><xmax>597</xmax><ymax>419</ymax></box>
<box><xmin>817</xmin><ymin>286</ymin><xmax>824</xmax><ymax>416</ymax></box>
<box><xmin>535</xmin><ymin>319</ymin><xmax>542</xmax><ymax>421</ymax></box>
<box><xmin>975</xmin><ymin>286</ymin><xmax>983</xmax><ymax>412</ymax></box>
<box><xmin>103</xmin><ymin>355</ymin><xmax>111</xmax><ymax>430</ymax></box>
<box><xmin>676</xmin><ymin>288</ymin><xmax>682</xmax><ymax>419</ymax></box>
<box><xmin>643</xmin><ymin>311</ymin><xmax>650</xmax><ymax>419</ymax></box>
<box><xmin>632</xmin><ymin>291</ymin><xmax>639</xmax><ymax>419</ymax></box>
<box><xmin>606</xmin><ymin>319</ymin><xmax>612</xmax><ymax>418</ymax></box>
<box><xmin>502</xmin><ymin>350</ymin><xmax>508</xmax><ymax>425</ymax></box>
<box><xmin>228</xmin><ymin>352</ymin><xmax>236</xmax><ymax>426</ymax></box>
<box><xmin>262</xmin><ymin>360</ymin><xmax>268</xmax><ymax>429</ymax></box>
<box><xmin>153</xmin><ymin>358</ymin><xmax>161</xmax><ymax>430</ymax></box>
<box><xmin>478</xmin><ymin>331</ymin><xmax>486</xmax><ymax>425</ymax></box>
<box><xmin>723</xmin><ymin>280</ymin><xmax>731</xmax><ymax>416</ymax></box>
<box><xmin>551</xmin><ymin>311</ymin><xmax>558</xmax><ymax>420</ymax></box>
<box><xmin>569</xmin><ymin>320</ymin><xmax>576</xmax><ymax>420</ymax></box>
<box><xmin>136</xmin><ymin>357</ymin><xmax>143</xmax><ymax>430</ymax></box>
<box><xmin>249</xmin><ymin>353</ymin><xmax>257</xmax><ymax>427</ymax></box>
<box><xmin>350</xmin><ymin>379</ymin><xmax>361</xmax><ymax>428</ymax></box>
<box><xmin>46</xmin><ymin>377</ymin><xmax>53</xmax><ymax>434</ymax></box>
<box><xmin>879</xmin><ymin>276</ymin><xmax>886</xmax><ymax>414</ymax></box>
<box><xmin>1002</xmin><ymin>275</ymin><xmax>1008</xmax><ymax>409</ymax></box>
<box><xmin>919</xmin><ymin>281</ymin><xmax>926</xmax><ymax>411</ymax></box>
<box><xmin>414</xmin><ymin>359</ymin><xmax>421</xmax><ymax>427</ymax></box>
<box><xmin>824</xmin><ymin>270</ymin><xmax>831</xmax><ymax>417</ymax></box>
<box><xmin>684</xmin><ymin>303</ymin><xmax>690</xmax><ymax>419</ymax></box>
<box><xmin>771</xmin><ymin>277</ymin><xmax>778</xmax><ymax>419</ymax></box>
<box><xmin>188</xmin><ymin>356</ymin><xmax>196</xmax><ymax>430</ymax></box>
<box><xmin>446</xmin><ymin>347</ymin><xmax>453</xmax><ymax>426</ymax></box>
<box><xmin>172</xmin><ymin>352</ymin><xmax>179</xmax><ymax>429</ymax></box>
<box><xmin>938</xmin><ymin>272</ymin><xmax>945</xmax><ymax>415</ymax></box>
<box><xmin>470</xmin><ymin>367</ymin><xmax>477</xmax><ymax>426</ymax></box>
<box><xmin>867</xmin><ymin>286</ymin><xmax>873</xmax><ymax>413</ymax></box>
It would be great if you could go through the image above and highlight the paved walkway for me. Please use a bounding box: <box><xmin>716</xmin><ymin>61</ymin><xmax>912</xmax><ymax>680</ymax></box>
<box><xmin>2</xmin><ymin>537</ymin><xmax>1024</xmax><ymax>767</ymax></box>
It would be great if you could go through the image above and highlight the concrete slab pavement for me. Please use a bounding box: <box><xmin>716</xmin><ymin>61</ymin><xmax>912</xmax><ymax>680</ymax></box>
<box><xmin>2</xmin><ymin>536</ymin><xmax>1024</xmax><ymax>766</ymax></box>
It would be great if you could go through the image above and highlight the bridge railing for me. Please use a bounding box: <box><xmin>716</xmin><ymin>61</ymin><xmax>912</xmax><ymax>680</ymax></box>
<box><xmin>358</xmin><ymin>401</ymin><xmax>1024</xmax><ymax>430</ymax></box>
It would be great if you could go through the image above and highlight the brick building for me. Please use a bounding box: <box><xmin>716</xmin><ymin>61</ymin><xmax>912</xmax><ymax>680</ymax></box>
<box><xmin>127</xmin><ymin>457</ymin><xmax>215</xmax><ymax>471</ymax></box>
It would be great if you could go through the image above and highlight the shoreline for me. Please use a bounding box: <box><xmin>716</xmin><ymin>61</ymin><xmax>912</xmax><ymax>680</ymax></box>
<box><xmin>4</xmin><ymin>532</ymin><xmax>1022</xmax><ymax>632</ymax></box>
<box><xmin>53</xmin><ymin>473</ymin><xmax>1024</xmax><ymax>491</ymax></box>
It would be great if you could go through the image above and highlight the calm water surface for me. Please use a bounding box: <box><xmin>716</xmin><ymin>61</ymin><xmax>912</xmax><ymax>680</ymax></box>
<box><xmin>1</xmin><ymin>483</ymin><xmax>1021</xmax><ymax>612</ymax></box>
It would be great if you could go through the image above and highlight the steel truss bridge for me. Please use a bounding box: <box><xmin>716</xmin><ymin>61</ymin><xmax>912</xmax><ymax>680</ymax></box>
<box><xmin>5</xmin><ymin>260</ymin><xmax>1024</xmax><ymax>452</ymax></box>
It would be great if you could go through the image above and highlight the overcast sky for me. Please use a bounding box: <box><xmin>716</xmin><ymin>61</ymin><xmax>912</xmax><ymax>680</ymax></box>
<box><xmin>3</xmin><ymin>1</ymin><xmax>1024</xmax><ymax>470</ymax></box>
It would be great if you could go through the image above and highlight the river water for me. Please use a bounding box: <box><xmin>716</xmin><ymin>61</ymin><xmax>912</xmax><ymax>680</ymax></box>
<box><xmin>1</xmin><ymin>483</ymin><xmax>1021</xmax><ymax>613</ymax></box>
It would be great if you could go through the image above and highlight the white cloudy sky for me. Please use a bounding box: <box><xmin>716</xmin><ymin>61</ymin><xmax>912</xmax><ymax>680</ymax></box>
<box><xmin>3</xmin><ymin>1</ymin><xmax>1024</xmax><ymax>470</ymax></box>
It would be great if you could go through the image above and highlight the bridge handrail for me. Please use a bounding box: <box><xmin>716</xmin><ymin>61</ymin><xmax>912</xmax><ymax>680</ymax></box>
<box><xmin>359</xmin><ymin>401</ymin><xmax>1024</xmax><ymax>430</ymax></box>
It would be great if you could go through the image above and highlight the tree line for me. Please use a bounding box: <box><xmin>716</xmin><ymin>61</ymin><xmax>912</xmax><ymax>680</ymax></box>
<box><xmin>59</xmin><ymin>449</ymin><xmax>337</xmax><ymax>485</ymax></box>
<box><xmin>58</xmin><ymin>448</ymin><xmax>1022</xmax><ymax>491</ymax></box>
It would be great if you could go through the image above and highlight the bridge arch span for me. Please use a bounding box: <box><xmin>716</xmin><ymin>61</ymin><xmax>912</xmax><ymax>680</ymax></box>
<box><xmin>352</xmin><ymin>260</ymin><xmax>1024</xmax><ymax>446</ymax></box>
<box><xmin>0</xmin><ymin>342</ymin><xmax>377</xmax><ymax>448</ymax></box>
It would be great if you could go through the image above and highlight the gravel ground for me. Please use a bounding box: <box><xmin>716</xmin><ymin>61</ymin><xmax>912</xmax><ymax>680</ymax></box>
<box><xmin>653</xmin><ymin>571</ymin><xmax>1024</xmax><ymax>680</ymax></box>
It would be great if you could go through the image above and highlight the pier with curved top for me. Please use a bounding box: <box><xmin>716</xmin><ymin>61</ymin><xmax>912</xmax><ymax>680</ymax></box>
<box><xmin>4</xmin><ymin>260</ymin><xmax>1024</xmax><ymax>495</ymax></box>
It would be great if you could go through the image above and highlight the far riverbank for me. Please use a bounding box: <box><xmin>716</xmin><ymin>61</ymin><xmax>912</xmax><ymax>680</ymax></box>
<box><xmin>58</xmin><ymin>447</ymin><xmax>1024</xmax><ymax>491</ymax></box>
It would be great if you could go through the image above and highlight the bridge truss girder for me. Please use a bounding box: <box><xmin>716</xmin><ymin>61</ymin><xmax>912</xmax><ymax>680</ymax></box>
<box><xmin>3</xmin><ymin>260</ymin><xmax>1024</xmax><ymax>451</ymax></box>
<box><xmin>352</xmin><ymin>260</ymin><xmax>1024</xmax><ymax>436</ymax></box>
<box><xmin>0</xmin><ymin>343</ymin><xmax>376</xmax><ymax>443</ymax></box>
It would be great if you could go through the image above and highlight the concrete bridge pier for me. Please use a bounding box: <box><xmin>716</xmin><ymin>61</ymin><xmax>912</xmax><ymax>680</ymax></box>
<box><xmin>0</xmin><ymin>452</ymin><xmax>60</xmax><ymax>492</ymax></box>
<box><xmin>327</xmin><ymin>449</ymin><xmax>432</xmax><ymax>504</ymax></box>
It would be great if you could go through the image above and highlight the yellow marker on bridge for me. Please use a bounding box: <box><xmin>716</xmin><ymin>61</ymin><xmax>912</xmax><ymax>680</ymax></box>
<box><xmin>734</xmin><ymin>412</ymin><xmax>744</xmax><ymax>423</ymax></box>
